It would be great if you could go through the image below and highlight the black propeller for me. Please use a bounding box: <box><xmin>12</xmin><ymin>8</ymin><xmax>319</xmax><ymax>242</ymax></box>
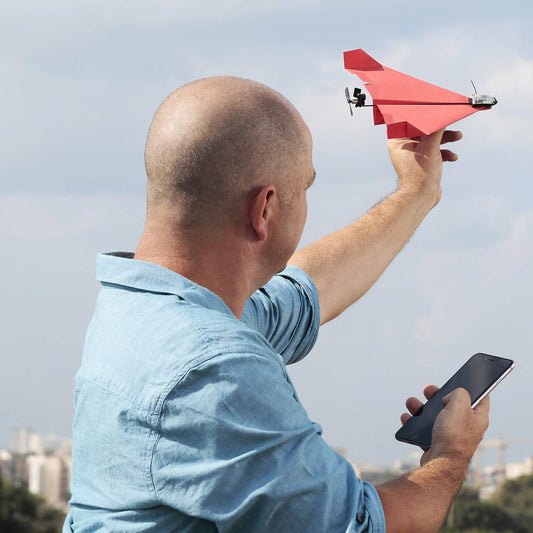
<box><xmin>345</xmin><ymin>87</ymin><xmax>367</xmax><ymax>116</ymax></box>
<box><xmin>345</xmin><ymin>87</ymin><xmax>353</xmax><ymax>116</ymax></box>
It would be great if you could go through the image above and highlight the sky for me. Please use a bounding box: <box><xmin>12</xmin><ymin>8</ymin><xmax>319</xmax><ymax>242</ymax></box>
<box><xmin>1</xmin><ymin>0</ymin><xmax>532</xmax><ymax>468</ymax></box>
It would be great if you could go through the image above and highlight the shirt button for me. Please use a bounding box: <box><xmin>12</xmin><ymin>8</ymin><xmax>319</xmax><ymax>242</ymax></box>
<box><xmin>356</xmin><ymin>511</ymin><xmax>366</xmax><ymax>524</ymax></box>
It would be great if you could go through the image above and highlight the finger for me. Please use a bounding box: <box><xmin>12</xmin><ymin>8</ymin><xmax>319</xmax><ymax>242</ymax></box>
<box><xmin>400</xmin><ymin>412</ymin><xmax>411</xmax><ymax>425</ymax></box>
<box><xmin>474</xmin><ymin>396</ymin><xmax>490</xmax><ymax>432</ymax></box>
<box><xmin>406</xmin><ymin>396</ymin><xmax>424</xmax><ymax>416</ymax></box>
<box><xmin>442</xmin><ymin>387</ymin><xmax>471</xmax><ymax>407</ymax></box>
<box><xmin>442</xmin><ymin>392</ymin><xmax>452</xmax><ymax>406</ymax></box>
<box><xmin>423</xmin><ymin>384</ymin><xmax>439</xmax><ymax>400</ymax></box>
<box><xmin>418</xmin><ymin>128</ymin><xmax>445</xmax><ymax>151</ymax></box>
<box><xmin>441</xmin><ymin>130</ymin><xmax>463</xmax><ymax>144</ymax></box>
<box><xmin>474</xmin><ymin>395</ymin><xmax>490</xmax><ymax>414</ymax></box>
<box><xmin>441</xmin><ymin>149</ymin><xmax>458</xmax><ymax>162</ymax></box>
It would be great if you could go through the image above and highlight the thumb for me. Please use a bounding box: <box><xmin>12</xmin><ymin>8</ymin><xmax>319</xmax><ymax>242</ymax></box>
<box><xmin>418</xmin><ymin>128</ymin><xmax>445</xmax><ymax>151</ymax></box>
<box><xmin>442</xmin><ymin>388</ymin><xmax>471</xmax><ymax>407</ymax></box>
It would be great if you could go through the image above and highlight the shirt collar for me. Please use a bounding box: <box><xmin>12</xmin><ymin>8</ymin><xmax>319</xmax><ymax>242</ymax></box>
<box><xmin>96</xmin><ymin>252</ymin><xmax>235</xmax><ymax>317</ymax></box>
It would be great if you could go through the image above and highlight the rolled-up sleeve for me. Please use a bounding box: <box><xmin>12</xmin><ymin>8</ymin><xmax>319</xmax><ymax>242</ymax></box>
<box><xmin>241</xmin><ymin>266</ymin><xmax>320</xmax><ymax>364</ymax></box>
<box><xmin>151</xmin><ymin>350</ymin><xmax>385</xmax><ymax>532</ymax></box>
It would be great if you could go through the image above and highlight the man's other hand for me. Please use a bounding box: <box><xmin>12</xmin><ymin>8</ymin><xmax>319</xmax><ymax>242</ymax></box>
<box><xmin>401</xmin><ymin>385</ymin><xmax>490</xmax><ymax>466</ymax></box>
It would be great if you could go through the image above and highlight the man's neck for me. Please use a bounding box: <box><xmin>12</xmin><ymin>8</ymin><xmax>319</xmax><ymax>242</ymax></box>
<box><xmin>134</xmin><ymin>224</ymin><xmax>255</xmax><ymax>318</ymax></box>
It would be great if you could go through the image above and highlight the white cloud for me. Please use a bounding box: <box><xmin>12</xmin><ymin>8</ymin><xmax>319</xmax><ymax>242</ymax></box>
<box><xmin>484</xmin><ymin>56</ymin><xmax>533</xmax><ymax>99</ymax></box>
<box><xmin>3</xmin><ymin>0</ymin><xmax>320</xmax><ymax>32</ymax></box>
<box><xmin>411</xmin><ymin>207</ymin><xmax>533</xmax><ymax>348</ymax></box>
<box><xmin>377</xmin><ymin>24</ymin><xmax>533</xmax><ymax>147</ymax></box>
<box><xmin>479</xmin><ymin>55</ymin><xmax>533</xmax><ymax>141</ymax></box>
<box><xmin>482</xmin><ymin>209</ymin><xmax>533</xmax><ymax>282</ymax></box>
<box><xmin>0</xmin><ymin>193</ymin><xmax>144</xmax><ymax>239</ymax></box>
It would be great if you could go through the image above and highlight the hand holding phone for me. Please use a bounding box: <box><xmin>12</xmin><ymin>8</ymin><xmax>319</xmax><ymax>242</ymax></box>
<box><xmin>426</xmin><ymin>386</ymin><xmax>491</xmax><ymax>464</ymax></box>
<box><xmin>396</xmin><ymin>353</ymin><xmax>514</xmax><ymax>448</ymax></box>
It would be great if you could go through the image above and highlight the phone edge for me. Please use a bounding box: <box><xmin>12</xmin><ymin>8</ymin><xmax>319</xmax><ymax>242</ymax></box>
<box><xmin>471</xmin><ymin>361</ymin><xmax>515</xmax><ymax>408</ymax></box>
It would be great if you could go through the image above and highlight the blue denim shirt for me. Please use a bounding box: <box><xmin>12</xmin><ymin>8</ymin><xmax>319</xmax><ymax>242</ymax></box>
<box><xmin>64</xmin><ymin>252</ymin><xmax>385</xmax><ymax>532</ymax></box>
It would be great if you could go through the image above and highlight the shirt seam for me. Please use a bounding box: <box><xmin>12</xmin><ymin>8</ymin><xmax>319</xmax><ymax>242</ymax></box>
<box><xmin>76</xmin><ymin>376</ymin><xmax>151</xmax><ymax>413</ymax></box>
<box><xmin>148</xmin><ymin>347</ymin><xmax>287</xmax><ymax>501</ymax></box>
<box><xmin>75</xmin><ymin>376</ymin><xmax>156</xmax><ymax>497</ymax></box>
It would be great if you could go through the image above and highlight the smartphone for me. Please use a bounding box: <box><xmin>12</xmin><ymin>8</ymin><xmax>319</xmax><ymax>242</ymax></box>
<box><xmin>395</xmin><ymin>353</ymin><xmax>514</xmax><ymax>448</ymax></box>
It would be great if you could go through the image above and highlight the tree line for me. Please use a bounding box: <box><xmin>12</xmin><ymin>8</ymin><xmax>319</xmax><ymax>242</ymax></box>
<box><xmin>1</xmin><ymin>473</ymin><xmax>533</xmax><ymax>532</ymax></box>
<box><xmin>0</xmin><ymin>477</ymin><xmax>65</xmax><ymax>533</ymax></box>
<box><xmin>442</xmin><ymin>474</ymin><xmax>533</xmax><ymax>533</ymax></box>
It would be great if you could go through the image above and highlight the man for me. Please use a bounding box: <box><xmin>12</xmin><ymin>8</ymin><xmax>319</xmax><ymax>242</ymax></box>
<box><xmin>64</xmin><ymin>76</ymin><xmax>489</xmax><ymax>532</ymax></box>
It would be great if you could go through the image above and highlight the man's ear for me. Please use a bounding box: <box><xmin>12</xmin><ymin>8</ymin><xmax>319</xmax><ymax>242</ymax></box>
<box><xmin>248</xmin><ymin>185</ymin><xmax>277</xmax><ymax>242</ymax></box>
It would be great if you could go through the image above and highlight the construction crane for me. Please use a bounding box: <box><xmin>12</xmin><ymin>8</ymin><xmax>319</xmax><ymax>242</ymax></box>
<box><xmin>473</xmin><ymin>435</ymin><xmax>533</xmax><ymax>488</ymax></box>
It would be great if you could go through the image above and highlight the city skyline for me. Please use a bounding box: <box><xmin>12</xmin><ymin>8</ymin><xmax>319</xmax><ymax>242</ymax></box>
<box><xmin>3</xmin><ymin>424</ymin><xmax>532</xmax><ymax>478</ymax></box>
<box><xmin>2</xmin><ymin>425</ymin><xmax>532</xmax><ymax>510</ymax></box>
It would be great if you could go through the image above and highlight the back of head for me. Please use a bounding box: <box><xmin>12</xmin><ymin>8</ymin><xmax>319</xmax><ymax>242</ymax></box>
<box><xmin>144</xmin><ymin>76</ymin><xmax>308</xmax><ymax>227</ymax></box>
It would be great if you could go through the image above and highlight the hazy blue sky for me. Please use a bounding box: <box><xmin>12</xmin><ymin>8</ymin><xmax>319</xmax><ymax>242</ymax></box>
<box><xmin>2</xmin><ymin>0</ymin><xmax>532</xmax><ymax>468</ymax></box>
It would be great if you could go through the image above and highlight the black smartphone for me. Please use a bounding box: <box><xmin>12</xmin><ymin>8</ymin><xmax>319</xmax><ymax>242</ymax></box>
<box><xmin>395</xmin><ymin>353</ymin><xmax>514</xmax><ymax>448</ymax></box>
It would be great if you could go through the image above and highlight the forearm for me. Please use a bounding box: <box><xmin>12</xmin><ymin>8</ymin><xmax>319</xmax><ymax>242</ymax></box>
<box><xmin>376</xmin><ymin>453</ymin><xmax>470</xmax><ymax>533</ymax></box>
<box><xmin>288</xmin><ymin>187</ymin><xmax>436</xmax><ymax>325</ymax></box>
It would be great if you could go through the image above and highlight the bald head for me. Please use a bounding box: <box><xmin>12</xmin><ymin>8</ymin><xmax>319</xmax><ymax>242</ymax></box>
<box><xmin>144</xmin><ymin>76</ymin><xmax>310</xmax><ymax>226</ymax></box>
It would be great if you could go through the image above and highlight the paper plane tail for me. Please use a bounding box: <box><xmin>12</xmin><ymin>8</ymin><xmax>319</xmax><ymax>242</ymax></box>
<box><xmin>344</xmin><ymin>49</ymin><xmax>383</xmax><ymax>71</ymax></box>
<box><xmin>373</xmin><ymin>106</ymin><xmax>385</xmax><ymax>125</ymax></box>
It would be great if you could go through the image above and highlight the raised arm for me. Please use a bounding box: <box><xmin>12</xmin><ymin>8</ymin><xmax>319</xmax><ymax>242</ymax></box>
<box><xmin>288</xmin><ymin>129</ymin><xmax>462</xmax><ymax>325</ymax></box>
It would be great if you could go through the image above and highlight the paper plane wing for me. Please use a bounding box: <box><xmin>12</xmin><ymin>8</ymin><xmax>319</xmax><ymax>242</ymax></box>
<box><xmin>344</xmin><ymin>49</ymin><xmax>484</xmax><ymax>138</ymax></box>
<box><xmin>373</xmin><ymin>103</ymin><xmax>479</xmax><ymax>138</ymax></box>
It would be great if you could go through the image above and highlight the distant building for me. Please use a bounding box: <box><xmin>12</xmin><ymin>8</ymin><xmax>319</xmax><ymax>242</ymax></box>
<box><xmin>28</xmin><ymin>454</ymin><xmax>62</xmax><ymax>503</ymax></box>
<box><xmin>1</xmin><ymin>427</ymin><xmax>72</xmax><ymax>510</ymax></box>
<box><xmin>0</xmin><ymin>448</ymin><xmax>30</xmax><ymax>488</ymax></box>
<box><xmin>12</xmin><ymin>426</ymin><xmax>42</xmax><ymax>454</ymax></box>
<box><xmin>506</xmin><ymin>456</ymin><xmax>533</xmax><ymax>480</ymax></box>
<box><xmin>356</xmin><ymin>464</ymin><xmax>397</xmax><ymax>485</ymax></box>
<box><xmin>27</xmin><ymin>452</ymin><xmax>71</xmax><ymax>510</ymax></box>
<box><xmin>478</xmin><ymin>457</ymin><xmax>533</xmax><ymax>501</ymax></box>
<box><xmin>0</xmin><ymin>449</ymin><xmax>14</xmax><ymax>483</ymax></box>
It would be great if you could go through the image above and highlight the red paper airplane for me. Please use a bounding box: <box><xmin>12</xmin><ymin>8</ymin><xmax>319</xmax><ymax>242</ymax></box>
<box><xmin>343</xmin><ymin>49</ymin><xmax>497</xmax><ymax>138</ymax></box>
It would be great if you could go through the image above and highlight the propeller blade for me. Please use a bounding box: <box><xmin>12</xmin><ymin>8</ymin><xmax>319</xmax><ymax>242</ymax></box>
<box><xmin>345</xmin><ymin>87</ymin><xmax>354</xmax><ymax>116</ymax></box>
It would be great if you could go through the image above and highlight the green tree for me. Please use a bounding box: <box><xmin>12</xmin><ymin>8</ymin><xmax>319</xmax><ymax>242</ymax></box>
<box><xmin>491</xmin><ymin>475</ymin><xmax>533</xmax><ymax>533</ymax></box>
<box><xmin>494</xmin><ymin>474</ymin><xmax>533</xmax><ymax>511</ymax></box>
<box><xmin>0</xmin><ymin>477</ymin><xmax>66</xmax><ymax>533</ymax></box>
<box><xmin>441</xmin><ymin>475</ymin><xmax>533</xmax><ymax>533</ymax></box>
<box><xmin>450</xmin><ymin>499</ymin><xmax>524</xmax><ymax>533</ymax></box>
<box><xmin>442</xmin><ymin>486</ymin><xmax>524</xmax><ymax>533</ymax></box>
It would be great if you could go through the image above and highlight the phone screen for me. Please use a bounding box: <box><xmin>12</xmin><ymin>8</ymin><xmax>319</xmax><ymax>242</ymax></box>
<box><xmin>395</xmin><ymin>353</ymin><xmax>514</xmax><ymax>447</ymax></box>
